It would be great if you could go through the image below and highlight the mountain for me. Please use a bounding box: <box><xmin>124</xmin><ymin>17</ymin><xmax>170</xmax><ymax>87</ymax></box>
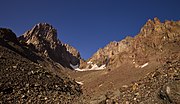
<box><xmin>67</xmin><ymin>18</ymin><xmax>180</xmax><ymax>103</ymax></box>
<box><xmin>0</xmin><ymin>18</ymin><xmax>179</xmax><ymax>104</ymax></box>
<box><xmin>86</xmin><ymin>17</ymin><xmax>180</xmax><ymax>69</ymax></box>
<box><xmin>18</xmin><ymin>23</ymin><xmax>81</xmax><ymax>69</ymax></box>
<box><xmin>0</xmin><ymin>28</ymin><xmax>82</xmax><ymax>103</ymax></box>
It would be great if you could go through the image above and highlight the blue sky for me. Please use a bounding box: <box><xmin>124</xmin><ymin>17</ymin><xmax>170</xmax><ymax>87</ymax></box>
<box><xmin>1</xmin><ymin>0</ymin><xmax>180</xmax><ymax>59</ymax></box>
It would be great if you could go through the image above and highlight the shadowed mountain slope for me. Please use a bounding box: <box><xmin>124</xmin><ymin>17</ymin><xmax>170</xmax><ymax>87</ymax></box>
<box><xmin>0</xmin><ymin>28</ymin><xmax>83</xmax><ymax>103</ymax></box>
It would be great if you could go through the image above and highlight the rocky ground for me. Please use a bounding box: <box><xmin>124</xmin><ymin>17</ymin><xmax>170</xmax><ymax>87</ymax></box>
<box><xmin>0</xmin><ymin>28</ymin><xmax>82</xmax><ymax>104</ymax></box>
<box><xmin>101</xmin><ymin>60</ymin><xmax>180</xmax><ymax>104</ymax></box>
<box><xmin>67</xmin><ymin>55</ymin><xmax>180</xmax><ymax>104</ymax></box>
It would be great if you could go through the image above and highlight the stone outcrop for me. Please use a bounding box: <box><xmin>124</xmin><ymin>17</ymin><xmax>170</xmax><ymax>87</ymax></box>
<box><xmin>86</xmin><ymin>18</ymin><xmax>180</xmax><ymax>69</ymax></box>
<box><xmin>19</xmin><ymin>23</ymin><xmax>81</xmax><ymax>68</ymax></box>
<box><xmin>63</xmin><ymin>43</ymin><xmax>81</xmax><ymax>59</ymax></box>
<box><xmin>0</xmin><ymin>28</ymin><xmax>18</xmax><ymax>44</ymax></box>
<box><xmin>86</xmin><ymin>36</ymin><xmax>133</xmax><ymax>67</ymax></box>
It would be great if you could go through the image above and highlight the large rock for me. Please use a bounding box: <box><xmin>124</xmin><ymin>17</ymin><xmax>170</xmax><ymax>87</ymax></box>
<box><xmin>19</xmin><ymin>23</ymin><xmax>81</xmax><ymax>68</ymax></box>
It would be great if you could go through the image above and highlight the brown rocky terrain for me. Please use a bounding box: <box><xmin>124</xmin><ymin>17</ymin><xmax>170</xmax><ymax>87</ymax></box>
<box><xmin>100</xmin><ymin>60</ymin><xmax>180</xmax><ymax>104</ymax></box>
<box><xmin>0</xmin><ymin>28</ymin><xmax>83</xmax><ymax>104</ymax></box>
<box><xmin>80</xmin><ymin>36</ymin><xmax>133</xmax><ymax>68</ymax></box>
<box><xmin>0</xmin><ymin>17</ymin><xmax>179</xmax><ymax>104</ymax></box>
<box><xmin>67</xmin><ymin>18</ymin><xmax>180</xmax><ymax>103</ymax></box>
<box><xmin>84</xmin><ymin>18</ymin><xmax>180</xmax><ymax>69</ymax></box>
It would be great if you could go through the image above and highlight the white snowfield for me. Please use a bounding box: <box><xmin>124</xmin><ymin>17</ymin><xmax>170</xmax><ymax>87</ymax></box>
<box><xmin>70</xmin><ymin>62</ymin><xmax>106</xmax><ymax>71</ymax></box>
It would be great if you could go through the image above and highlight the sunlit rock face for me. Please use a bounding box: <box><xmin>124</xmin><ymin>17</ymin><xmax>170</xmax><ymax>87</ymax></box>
<box><xmin>19</xmin><ymin>23</ymin><xmax>81</xmax><ymax>68</ymax></box>
<box><xmin>86</xmin><ymin>18</ymin><xmax>180</xmax><ymax>69</ymax></box>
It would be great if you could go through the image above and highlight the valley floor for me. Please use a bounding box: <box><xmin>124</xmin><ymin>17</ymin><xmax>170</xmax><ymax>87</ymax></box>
<box><xmin>66</xmin><ymin>60</ymin><xmax>161</xmax><ymax>103</ymax></box>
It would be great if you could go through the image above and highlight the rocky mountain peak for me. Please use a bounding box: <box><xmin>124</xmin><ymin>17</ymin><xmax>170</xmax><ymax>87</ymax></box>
<box><xmin>19</xmin><ymin>23</ymin><xmax>58</xmax><ymax>48</ymax></box>
<box><xmin>140</xmin><ymin>17</ymin><xmax>162</xmax><ymax>36</ymax></box>
<box><xmin>34</xmin><ymin>23</ymin><xmax>57</xmax><ymax>42</ymax></box>
<box><xmin>145</xmin><ymin>17</ymin><xmax>161</xmax><ymax>25</ymax></box>
<box><xmin>19</xmin><ymin>23</ymin><xmax>81</xmax><ymax>69</ymax></box>
<box><xmin>154</xmin><ymin>17</ymin><xmax>161</xmax><ymax>24</ymax></box>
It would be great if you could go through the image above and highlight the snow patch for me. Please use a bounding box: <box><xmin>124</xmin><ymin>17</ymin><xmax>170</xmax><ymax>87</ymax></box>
<box><xmin>99</xmin><ymin>64</ymin><xmax>106</xmax><ymax>69</ymax></box>
<box><xmin>140</xmin><ymin>63</ymin><xmax>149</xmax><ymax>68</ymax></box>
<box><xmin>132</xmin><ymin>59</ymin><xmax>149</xmax><ymax>68</ymax></box>
<box><xmin>76</xmin><ymin>81</ymin><xmax>83</xmax><ymax>85</ymax></box>
<box><xmin>91</xmin><ymin>64</ymin><xmax>98</xmax><ymax>69</ymax></box>
<box><xmin>70</xmin><ymin>64</ymin><xmax>79</xmax><ymax>69</ymax></box>
<box><xmin>74</xmin><ymin>68</ymin><xmax>84</xmax><ymax>71</ymax></box>
<box><xmin>73</xmin><ymin>63</ymin><xmax>106</xmax><ymax>71</ymax></box>
<box><xmin>91</xmin><ymin>64</ymin><xmax>106</xmax><ymax>70</ymax></box>
<box><xmin>87</xmin><ymin>61</ymin><xmax>92</xmax><ymax>64</ymax></box>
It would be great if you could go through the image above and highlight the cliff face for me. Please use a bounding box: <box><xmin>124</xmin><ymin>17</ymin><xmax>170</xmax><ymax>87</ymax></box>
<box><xmin>63</xmin><ymin>43</ymin><xmax>81</xmax><ymax>59</ymax></box>
<box><xmin>87</xmin><ymin>36</ymin><xmax>133</xmax><ymax>66</ymax></box>
<box><xmin>87</xmin><ymin>18</ymin><xmax>180</xmax><ymax>69</ymax></box>
<box><xmin>19</xmin><ymin>23</ymin><xmax>81</xmax><ymax>68</ymax></box>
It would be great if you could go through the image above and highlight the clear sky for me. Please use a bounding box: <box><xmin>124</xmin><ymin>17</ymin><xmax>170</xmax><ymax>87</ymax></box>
<box><xmin>1</xmin><ymin>0</ymin><xmax>180</xmax><ymax>59</ymax></box>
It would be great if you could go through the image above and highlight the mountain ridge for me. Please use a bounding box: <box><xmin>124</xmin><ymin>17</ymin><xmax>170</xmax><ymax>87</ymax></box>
<box><xmin>80</xmin><ymin>17</ymin><xmax>180</xmax><ymax>70</ymax></box>
<box><xmin>0</xmin><ymin>17</ymin><xmax>179</xmax><ymax>103</ymax></box>
<box><xmin>19</xmin><ymin>23</ymin><xmax>81</xmax><ymax>69</ymax></box>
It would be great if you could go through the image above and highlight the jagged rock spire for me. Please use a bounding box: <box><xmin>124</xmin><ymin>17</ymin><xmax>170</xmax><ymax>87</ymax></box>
<box><xmin>19</xmin><ymin>23</ymin><xmax>81</xmax><ymax>69</ymax></box>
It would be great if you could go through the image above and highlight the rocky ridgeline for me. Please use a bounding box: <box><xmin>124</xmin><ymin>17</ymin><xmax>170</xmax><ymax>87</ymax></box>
<box><xmin>63</xmin><ymin>43</ymin><xmax>81</xmax><ymax>59</ymax></box>
<box><xmin>86</xmin><ymin>18</ymin><xmax>180</xmax><ymax>69</ymax></box>
<box><xmin>0</xmin><ymin>18</ymin><xmax>180</xmax><ymax>103</ymax></box>
<box><xmin>0</xmin><ymin>28</ymin><xmax>82</xmax><ymax>103</ymax></box>
<box><xmin>19</xmin><ymin>23</ymin><xmax>81</xmax><ymax>69</ymax></box>
<box><xmin>84</xmin><ymin>36</ymin><xmax>133</xmax><ymax>68</ymax></box>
